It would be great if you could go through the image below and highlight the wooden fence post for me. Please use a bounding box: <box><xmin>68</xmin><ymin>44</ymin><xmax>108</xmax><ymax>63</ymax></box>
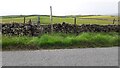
<box><xmin>37</xmin><ymin>16</ymin><xmax>40</xmax><ymax>24</ymax></box>
<box><xmin>50</xmin><ymin>6</ymin><xmax>53</xmax><ymax>33</ymax></box>
<box><xmin>23</xmin><ymin>16</ymin><xmax>26</xmax><ymax>24</ymax></box>
<box><xmin>74</xmin><ymin>16</ymin><xmax>77</xmax><ymax>34</ymax></box>
<box><xmin>74</xmin><ymin>16</ymin><xmax>76</xmax><ymax>25</ymax></box>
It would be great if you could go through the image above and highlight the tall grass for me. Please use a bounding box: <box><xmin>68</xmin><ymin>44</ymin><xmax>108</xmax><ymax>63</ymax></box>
<box><xmin>2</xmin><ymin>32</ymin><xmax>119</xmax><ymax>50</ymax></box>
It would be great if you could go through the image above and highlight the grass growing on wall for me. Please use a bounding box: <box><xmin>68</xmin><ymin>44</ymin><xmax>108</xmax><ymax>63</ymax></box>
<box><xmin>2</xmin><ymin>32</ymin><xmax>119</xmax><ymax>50</ymax></box>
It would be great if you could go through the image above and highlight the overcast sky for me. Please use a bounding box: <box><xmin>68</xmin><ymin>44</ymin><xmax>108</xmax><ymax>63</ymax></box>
<box><xmin>0</xmin><ymin>0</ymin><xmax>119</xmax><ymax>16</ymax></box>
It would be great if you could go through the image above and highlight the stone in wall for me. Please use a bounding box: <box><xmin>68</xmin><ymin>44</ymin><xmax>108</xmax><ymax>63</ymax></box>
<box><xmin>2</xmin><ymin>22</ymin><xmax>120</xmax><ymax>36</ymax></box>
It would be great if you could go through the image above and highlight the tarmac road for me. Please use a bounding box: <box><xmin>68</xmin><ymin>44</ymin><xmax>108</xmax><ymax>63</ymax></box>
<box><xmin>2</xmin><ymin>47</ymin><xmax>118</xmax><ymax>66</ymax></box>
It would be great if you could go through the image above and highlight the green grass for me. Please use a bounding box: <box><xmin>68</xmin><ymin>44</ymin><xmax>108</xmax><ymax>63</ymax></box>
<box><xmin>80</xmin><ymin>15</ymin><xmax>118</xmax><ymax>20</ymax></box>
<box><xmin>2</xmin><ymin>32</ymin><xmax>119</xmax><ymax>50</ymax></box>
<box><xmin>1</xmin><ymin>15</ymin><xmax>118</xmax><ymax>25</ymax></box>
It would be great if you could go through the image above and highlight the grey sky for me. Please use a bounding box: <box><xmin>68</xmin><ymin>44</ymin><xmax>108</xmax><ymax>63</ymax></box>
<box><xmin>0</xmin><ymin>0</ymin><xmax>119</xmax><ymax>16</ymax></box>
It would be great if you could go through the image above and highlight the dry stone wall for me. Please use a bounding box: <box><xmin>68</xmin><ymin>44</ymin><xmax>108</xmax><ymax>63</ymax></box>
<box><xmin>2</xmin><ymin>22</ymin><xmax>120</xmax><ymax>36</ymax></box>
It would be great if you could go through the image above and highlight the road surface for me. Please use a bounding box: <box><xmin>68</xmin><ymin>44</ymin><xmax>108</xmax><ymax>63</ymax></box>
<box><xmin>2</xmin><ymin>47</ymin><xmax>118</xmax><ymax>66</ymax></box>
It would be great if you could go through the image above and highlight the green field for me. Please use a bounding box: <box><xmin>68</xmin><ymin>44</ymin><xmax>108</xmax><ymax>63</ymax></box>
<box><xmin>2</xmin><ymin>32</ymin><xmax>119</xmax><ymax>50</ymax></box>
<box><xmin>80</xmin><ymin>15</ymin><xmax>118</xmax><ymax>20</ymax></box>
<box><xmin>0</xmin><ymin>15</ymin><xmax>118</xmax><ymax>25</ymax></box>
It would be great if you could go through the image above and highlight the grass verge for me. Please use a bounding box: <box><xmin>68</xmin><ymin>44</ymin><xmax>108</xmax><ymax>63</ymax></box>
<box><xmin>2</xmin><ymin>32</ymin><xmax>119</xmax><ymax>50</ymax></box>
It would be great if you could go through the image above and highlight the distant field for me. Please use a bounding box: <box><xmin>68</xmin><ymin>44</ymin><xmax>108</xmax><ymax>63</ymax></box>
<box><xmin>0</xmin><ymin>15</ymin><xmax>118</xmax><ymax>25</ymax></box>
<box><xmin>80</xmin><ymin>15</ymin><xmax>118</xmax><ymax>20</ymax></box>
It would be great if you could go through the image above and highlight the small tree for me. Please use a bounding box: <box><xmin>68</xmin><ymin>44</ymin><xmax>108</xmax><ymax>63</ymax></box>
<box><xmin>113</xmin><ymin>19</ymin><xmax>115</xmax><ymax>24</ymax></box>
